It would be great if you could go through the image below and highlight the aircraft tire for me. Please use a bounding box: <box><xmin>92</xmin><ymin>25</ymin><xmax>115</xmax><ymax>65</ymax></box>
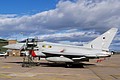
<box><xmin>65</xmin><ymin>62</ymin><xmax>73</xmax><ymax>68</ymax></box>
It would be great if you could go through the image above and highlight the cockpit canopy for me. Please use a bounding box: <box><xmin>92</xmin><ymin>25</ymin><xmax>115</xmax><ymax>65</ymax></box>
<box><xmin>19</xmin><ymin>38</ymin><xmax>43</xmax><ymax>43</ymax></box>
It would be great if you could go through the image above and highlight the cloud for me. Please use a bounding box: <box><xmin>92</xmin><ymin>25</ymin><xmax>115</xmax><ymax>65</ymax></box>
<box><xmin>0</xmin><ymin>0</ymin><xmax>120</xmax><ymax>32</ymax></box>
<box><xmin>1</xmin><ymin>0</ymin><xmax>120</xmax><ymax>32</ymax></box>
<box><xmin>0</xmin><ymin>0</ymin><xmax>120</xmax><ymax>50</ymax></box>
<box><xmin>39</xmin><ymin>31</ymin><xmax>85</xmax><ymax>40</ymax></box>
<box><xmin>0</xmin><ymin>14</ymin><xmax>17</xmax><ymax>18</ymax></box>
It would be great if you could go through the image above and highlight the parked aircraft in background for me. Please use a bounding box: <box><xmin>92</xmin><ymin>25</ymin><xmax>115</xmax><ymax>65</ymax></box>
<box><xmin>3</xmin><ymin>28</ymin><xmax>118</xmax><ymax>67</ymax></box>
<box><xmin>0</xmin><ymin>52</ymin><xmax>8</xmax><ymax>58</ymax></box>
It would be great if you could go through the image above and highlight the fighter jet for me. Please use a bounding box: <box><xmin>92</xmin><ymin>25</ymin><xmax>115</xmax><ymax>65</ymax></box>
<box><xmin>3</xmin><ymin>28</ymin><xmax>118</xmax><ymax>67</ymax></box>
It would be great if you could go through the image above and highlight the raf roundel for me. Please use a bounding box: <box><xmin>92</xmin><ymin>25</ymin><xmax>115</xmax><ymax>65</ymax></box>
<box><xmin>103</xmin><ymin>37</ymin><xmax>105</xmax><ymax>39</ymax></box>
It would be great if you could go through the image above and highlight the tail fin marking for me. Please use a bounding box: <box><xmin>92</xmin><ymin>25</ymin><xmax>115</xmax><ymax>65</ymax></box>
<box><xmin>84</xmin><ymin>28</ymin><xmax>118</xmax><ymax>50</ymax></box>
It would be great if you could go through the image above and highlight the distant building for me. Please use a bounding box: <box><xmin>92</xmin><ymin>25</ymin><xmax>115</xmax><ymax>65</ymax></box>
<box><xmin>7</xmin><ymin>40</ymin><xmax>21</xmax><ymax>56</ymax></box>
<box><xmin>0</xmin><ymin>39</ymin><xmax>21</xmax><ymax>56</ymax></box>
<box><xmin>8</xmin><ymin>40</ymin><xmax>17</xmax><ymax>44</ymax></box>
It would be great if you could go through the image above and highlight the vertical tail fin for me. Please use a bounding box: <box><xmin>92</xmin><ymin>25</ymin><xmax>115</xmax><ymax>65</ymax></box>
<box><xmin>84</xmin><ymin>28</ymin><xmax>118</xmax><ymax>50</ymax></box>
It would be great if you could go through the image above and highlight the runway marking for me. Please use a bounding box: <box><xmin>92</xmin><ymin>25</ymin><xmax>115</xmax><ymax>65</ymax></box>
<box><xmin>0</xmin><ymin>73</ymin><xmax>12</xmax><ymax>79</ymax></box>
<box><xmin>1</xmin><ymin>66</ymin><xmax>11</xmax><ymax>68</ymax></box>
<box><xmin>110</xmin><ymin>75</ymin><xmax>118</xmax><ymax>79</ymax></box>
<box><xmin>111</xmin><ymin>75</ymin><xmax>120</xmax><ymax>79</ymax></box>
<box><xmin>9</xmin><ymin>73</ymin><xmax>37</xmax><ymax>77</ymax></box>
<box><xmin>49</xmin><ymin>78</ymin><xmax>66</xmax><ymax>80</ymax></box>
<box><xmin>8</xmin><ymin>73</ymin><xmax>77</xmax><ymax>77</ymax></box>
<box><xmin>0</xmin><ymin>72</ymin><xmax>103</xmax><ymax>80</ymax></box>
<box><xmin>88</xmin><ymin>68</ymin><xmax>104</xmax><ymax>80</ymax></box>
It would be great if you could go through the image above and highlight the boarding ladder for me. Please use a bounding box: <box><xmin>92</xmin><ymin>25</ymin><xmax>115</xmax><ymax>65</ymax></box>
<box><xmin>22</xmin><ymin>38</ymin><xmax>38</xmax><ymax>67</ymax></box>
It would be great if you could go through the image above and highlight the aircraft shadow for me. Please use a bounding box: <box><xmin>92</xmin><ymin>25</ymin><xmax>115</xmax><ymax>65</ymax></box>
<box><xmin>5</xmin><ymin>61</ymin><xmax>95</xmax><ymax>68</ymax></box>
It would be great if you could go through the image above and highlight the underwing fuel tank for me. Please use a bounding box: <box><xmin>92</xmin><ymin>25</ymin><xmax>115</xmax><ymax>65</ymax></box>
<box><xmin>46</xmin><ymin>56</ymin><xmax>73</xmax><ymax>62</ymax></box>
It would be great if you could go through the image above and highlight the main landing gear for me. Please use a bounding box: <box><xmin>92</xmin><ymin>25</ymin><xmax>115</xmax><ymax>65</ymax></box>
<box><xmin>65</xmin><ymin>62</ymin><xmax>73</xmax><ymax>68</ymax></box>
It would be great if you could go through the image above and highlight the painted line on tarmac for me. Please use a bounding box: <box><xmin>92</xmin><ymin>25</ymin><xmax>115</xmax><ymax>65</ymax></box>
<box><xmin>0</xmin><ymin>73</ymin><xmax>12</xmax><ymax>79</ymax></box>
<box><xmin>1</xmin><ymin>66</ymin><xmax>11</xmax><ymax>68</ymax></box>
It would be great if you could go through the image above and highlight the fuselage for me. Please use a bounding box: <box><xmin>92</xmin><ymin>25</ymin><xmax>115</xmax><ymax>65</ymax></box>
<box><xmin>33</xmin><ymin>41</ymin><xmax>112</xmax><ymax>58</ymax></box>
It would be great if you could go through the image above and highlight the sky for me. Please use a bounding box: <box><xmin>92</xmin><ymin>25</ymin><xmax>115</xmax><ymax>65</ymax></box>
<box><xmin>0</xmin><ymin>0</ymin><xmax>59</xmax><ymax>14</ymax></box>
<box><xmin>0</xmin><ymin>0</ymin><xmax>120</xmax><ymax>51</ymax></box>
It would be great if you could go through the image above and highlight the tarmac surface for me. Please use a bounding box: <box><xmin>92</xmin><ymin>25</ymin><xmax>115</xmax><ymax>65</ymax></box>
<box><xmin>0</xmin><ymin>55</ymin><xmax>120</xmax><ymax>80</ymax></box>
